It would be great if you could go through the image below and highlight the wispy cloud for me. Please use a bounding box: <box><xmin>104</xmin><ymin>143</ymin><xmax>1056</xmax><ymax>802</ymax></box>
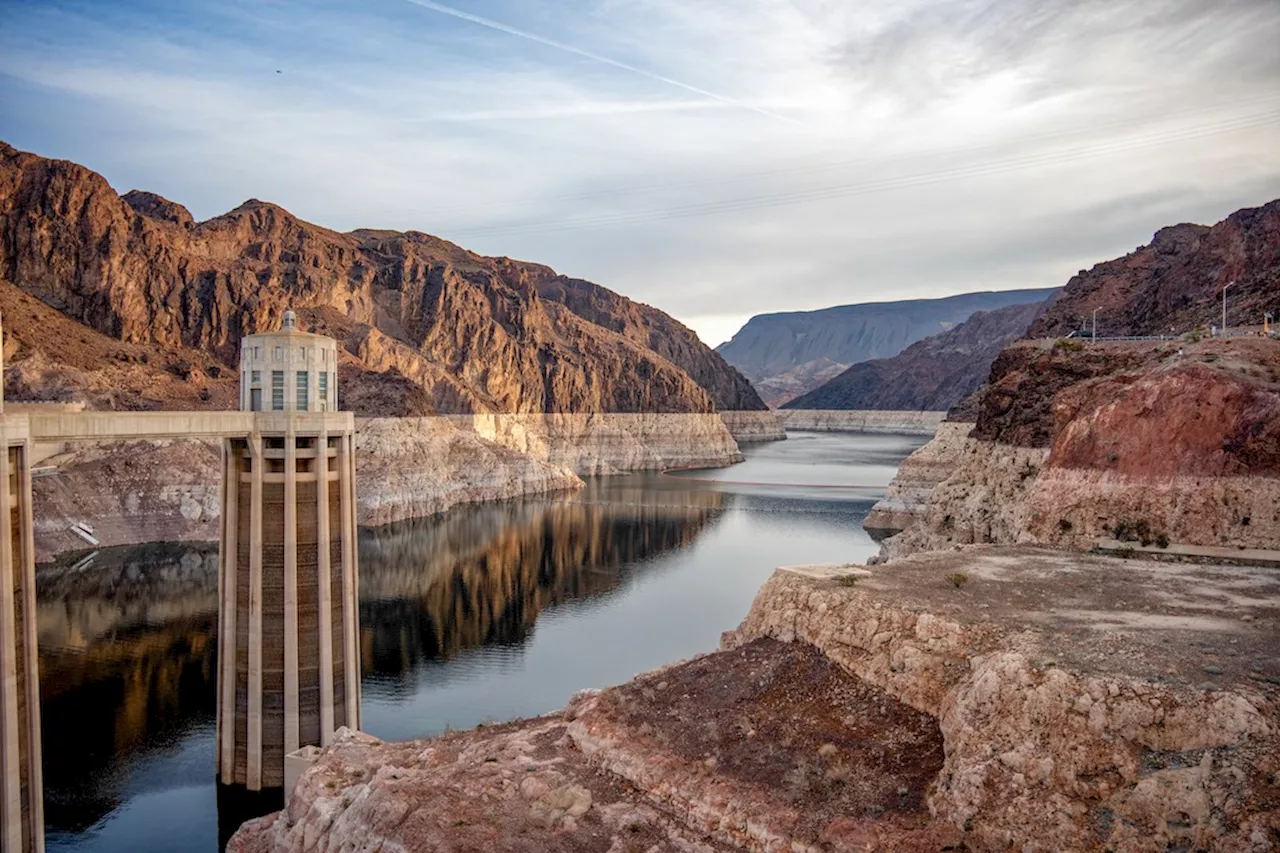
<box><xmin>0</xmin><ymin>0</ymin><xmax>1277</xmax><ymax>346</ymax></box>
<box><xmin>399</xmin><ymin>0</ymin><xmax>803</xmax><ymax>125</ymax></box>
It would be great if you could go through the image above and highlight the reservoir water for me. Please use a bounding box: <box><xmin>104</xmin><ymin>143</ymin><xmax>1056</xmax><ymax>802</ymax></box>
<box><xmin>35</xmin><ymin>430</ymin><xmax>927</xmax><ymax>852</ymax></box>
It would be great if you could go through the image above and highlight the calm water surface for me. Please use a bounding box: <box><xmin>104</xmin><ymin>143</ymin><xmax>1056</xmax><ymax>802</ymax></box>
<box><xmin>36</xmin><ymin>431</ymin><xmax>926</xmax><ymax>852</ymax></box>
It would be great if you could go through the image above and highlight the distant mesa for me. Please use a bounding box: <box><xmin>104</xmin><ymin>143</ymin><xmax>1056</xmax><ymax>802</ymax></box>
<box><xmin>717</xmin><ymin>288</ymin><xmax>1058</xmax><ymax>408</ymax></box>
<box><xmin>782</xmin><ymin>298</ymin><xmax>1052</xmax><ymax>413</ymax></box>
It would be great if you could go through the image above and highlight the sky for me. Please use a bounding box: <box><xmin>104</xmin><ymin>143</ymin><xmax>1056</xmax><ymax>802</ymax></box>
<box><xmin>1</xmin><ymin>0</ymin><xmax>1278</xmax><ymax>347</ymax></box>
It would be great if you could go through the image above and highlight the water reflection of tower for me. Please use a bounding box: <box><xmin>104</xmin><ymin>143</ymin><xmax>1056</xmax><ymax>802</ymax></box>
<box><xmin>0</xmin><ymin>312</ymin><xmax>44</xmax><ymax>852</ymax></box>
<box><xmin>217</xmin><ymin>310</ymin><xmax>360</xmax><ymax>796</ymax></box>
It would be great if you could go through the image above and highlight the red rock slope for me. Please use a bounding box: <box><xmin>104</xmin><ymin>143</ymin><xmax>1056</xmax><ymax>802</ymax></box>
<box><xmin>0</xmin><ymin>141</ymin><xmax>764</xmax><ymax>415</ymax></box>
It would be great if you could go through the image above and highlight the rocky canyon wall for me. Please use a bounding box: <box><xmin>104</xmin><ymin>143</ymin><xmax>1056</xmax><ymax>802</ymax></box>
<box><xmin>863</xmin><ymin>420</ymin><xmax>973</xmax><ymax>540</ymax></box>
<box><xmin>778</xmin><ymin>409</ymin><xmax>945</xmax><ymax>435</ymax></box>
<box><xmin>30</xmin><ymin>413</ymin><xmax>749</xmax><ymax>560</ymax></box>
<box><xmin>872</xmin><ymin>338</ymin><xmax>1280</xmax><ymax>560</ymax></box>
<box><xmin>443</xmin><ymin>412</ymin><xmax>743</xmax><ymax>475</ymax></box>
<box><xmin>717</xmin><ymin>410</ymin><xmax>786</xmax><ymax>443</ymax></box>
<box><xmin>0</xmin><ymin>141</ymin><xmax>766</xmax><ymax>416</ymax></box>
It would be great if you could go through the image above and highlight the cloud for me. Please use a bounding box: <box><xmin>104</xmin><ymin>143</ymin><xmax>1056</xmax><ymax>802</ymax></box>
<box><xmin>399</xmin><ymin>0</ymin><xmax>802</xmax><ymax>124</ymax></box>
<box><xmin>0</xmin><ymin>0</ymin><xmax>1277</xmax><ymax>346</ymax></box>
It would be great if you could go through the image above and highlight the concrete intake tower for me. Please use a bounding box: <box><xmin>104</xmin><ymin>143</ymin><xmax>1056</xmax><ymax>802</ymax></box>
<box><xmin>0</xmin><ymin>316</ymin><xmax>43</xmax><ymax>853</ymax></box>
<box><xmin>217</xmin><ymin>310</ymin><xmax>360</xmax><ymax>792</ymax></box>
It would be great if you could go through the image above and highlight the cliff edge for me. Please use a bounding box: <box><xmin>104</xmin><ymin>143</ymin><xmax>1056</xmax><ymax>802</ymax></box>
<box><xmin>229</xmin><ymin>556</ymin><xmax>1280</xmax><ymax>852</ymax></box>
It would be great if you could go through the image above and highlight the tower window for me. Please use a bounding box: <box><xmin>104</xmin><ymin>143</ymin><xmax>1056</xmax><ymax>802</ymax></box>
<box><xmin>271</xmin><ymin>371</ymin><xmax>284</xmax><ymax>410</ymax></box>
<box><xmin>297</xmin><ymin>370</ymin><xmax>309</xmax><ymax>410</ymax></box>
<box><xmin>251</xmin><ymin>370</ymin><xmax>260</xmax><ymax>384</ymax></box>
<box><xmin>318</xmin><ymin>372</ymin><xmax>328</xmax><ymax>410</ymax></box>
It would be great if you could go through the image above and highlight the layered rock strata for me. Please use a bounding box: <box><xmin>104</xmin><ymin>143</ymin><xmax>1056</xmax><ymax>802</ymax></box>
<box><xmin>876</xmin><ymin>338</ymin><xmax>1280</xmax><ymax>560</ymax></box>
<box><xmin>863</xmin><ymin>420</ymin><xmax>972</xmax><ymax>540</ymax></box>
<box><xmin>443</xmin><ymin>413</ymin><xmax>744</xmax><ymax>475</ymax></box>
<box><xmin>30</xmin><ymin>418</ymin><xmax>581</xmax><ymax>560</ymax></box>
<box><xmin>716</xmin><ymin>410</ymin><xmax>786</xmax><ymax>443</ymax></box>
<box><xmin>30</xmin><ymin>412</ymin><xmax>751</xmax><ymax>560</ymax></box>
<box><xmin>777</xmin><ymin>409</ymin><xmax>945</xmax><ymax>435</ymax></box>
<box><xmin>229</xmin><ymin>551</ymin><xmax>1280</xmax><ymax>853</ymax></box>
<box><xmin>727</xmin><ymin>558</ymin><xmax>1280</xmax><ymax>852</ymax></box>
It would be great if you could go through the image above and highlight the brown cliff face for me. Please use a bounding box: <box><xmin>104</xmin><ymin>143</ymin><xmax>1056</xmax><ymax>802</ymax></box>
<box><xmin>0</xmin><ymin>141</ymin><xmax>765</xmax><ymax>415</ymax></box>
<box><xmin>1027</xmin><ymin>200</ymin><xmax>1280</xmax><ymax>338</ymax></box>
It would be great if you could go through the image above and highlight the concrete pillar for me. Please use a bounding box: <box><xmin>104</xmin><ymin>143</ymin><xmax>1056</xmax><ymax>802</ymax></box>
<box><xmin>217</xmin><ymin>417</ymin><xmax>359</xmax><ymax>792</ymax></box>
<box><xmin>0</xmin><ymin>416</ymin><xmax>44</xmax><ymax>853</ymax></box>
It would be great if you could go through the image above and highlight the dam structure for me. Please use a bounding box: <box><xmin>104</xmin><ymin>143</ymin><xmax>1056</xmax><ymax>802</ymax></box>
<box><xmin>0</xmin><ymin>322</ymin><xmax>43</xmax><ymax>853</ymax></box>
<box><xmin>0</xmin><ymin>310</ymin><xmax>361</xmax><ymax>850</ymax></box>
<box><xmin>218</xmin><ymin>311</ymin><xmax>360</xmax><ymax>792</ymax></box>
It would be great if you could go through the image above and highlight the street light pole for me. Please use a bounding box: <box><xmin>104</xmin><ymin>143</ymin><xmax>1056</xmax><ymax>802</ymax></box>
<box><xmin>1222</xmin><ymin>281</ymin><xmax>1234</xmax><ymax>334</ymax></box>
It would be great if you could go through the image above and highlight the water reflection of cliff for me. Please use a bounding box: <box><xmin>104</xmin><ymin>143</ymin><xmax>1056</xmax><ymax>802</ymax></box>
<box><xmin>36</xmin><ymin>544</ymin><xmax>221</xmax><ymax>832</ymax></box>
<box><xmin>358</xmin><ymin>480</ymin><xmax>726</xmax><ymax>677</ymax></box>
<box><xmin>34</xmin><ymin>480</ymin><xmax>725</xmax><ymax>830</ymax></box>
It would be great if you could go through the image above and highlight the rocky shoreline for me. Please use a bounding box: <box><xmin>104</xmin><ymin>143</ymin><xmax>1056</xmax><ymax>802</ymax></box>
<box><xmin>229</xmin><ymin>554</ymin><xmax>1280</xmax><ymax>853</ymax></box>
<box><xmin>30</xmin><ymin>412</ymin><xmax>761</xmax><ymax>561</ymax></box>
<box><xmin>868</xmin><ymin>339</ymin><xmax>1280</xmax><ymax>563</ymax></box>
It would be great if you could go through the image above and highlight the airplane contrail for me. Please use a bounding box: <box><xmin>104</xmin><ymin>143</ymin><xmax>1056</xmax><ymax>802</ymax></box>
<box><xmin>401</xmin><ymin>0</ymin><xmax>801</xmax><ymax>126</ymax></box>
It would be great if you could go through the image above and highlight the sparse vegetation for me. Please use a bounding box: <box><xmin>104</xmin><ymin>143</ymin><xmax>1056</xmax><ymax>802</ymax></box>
<box><xmin>1116</xmin><ymin>546</ymin><xmax>1137</xmax><ymax>559</ymax></box>
<box><xmin>1112</xmin><ymin>518</ymin><xmax>1169</xmax><ymax>548</ymax></box>
<box><xmin>945</xmin><ymin>572</ymin><xmax>969</xmax><ymax>589</ymax></box>
<box><xmin>836</xmin><ymin>574</ymin><xmax>860</xmax><ymax>587</ymax></box>
<box><xmin>1058</xmin><ymin>518</ymin><xmax>1074</xmax><ymax>533</ymax></box>
<box><xmin>1054</xmin><ymin>338</ymin><xmax>1085</xmax><ymax>353</ymax></box>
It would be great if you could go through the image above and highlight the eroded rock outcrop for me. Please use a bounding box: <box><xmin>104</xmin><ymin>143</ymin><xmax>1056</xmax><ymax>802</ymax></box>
<box><xmin>1028</xmin><ymin>200</ymin><xmax>1279</xmax><ymax>338</ymax></box>
<box><xmin>863</xmin><ymin>420</ymin><xmax>973</xmax><ymax>540</ymax></box>
<box><xmin>727</xmin><ymin>559</ymin><xmax>1280</xmax><ymax>852</ymax></box>
<box><xmin>229</xmin><ymin>553</ymin><xmax>1280</xmax><ymax>852</ymax></box>
<box><xmin>876</xmin><ymin>338</ymin><xmax>1280</xmax><ymax>559</ymax></box>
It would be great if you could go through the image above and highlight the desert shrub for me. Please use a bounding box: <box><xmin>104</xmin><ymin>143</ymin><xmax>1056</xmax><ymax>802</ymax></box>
<box><xmin>836</xmin><ymin>574</ymin><xmax>860</xmax><ymax>587</ymax></box>
<box><xmin>1058</xmin><ymin>518</ymin><xmax>1074</xmax><ymax>533</ymax></box>
<box><xmin>1154</xmin><ymin>532</ymin><xmax>1170</xmax><ymax>549</ymax></box>
<box><xmin>1113</xmin><ymin>518</ymin><xmax>1153</xmax><ymax>545</ymax></box>
<box><xmin>1116</xmin><ymin>546</ymin><xmax>1137</xmax><ymax>559</ymax></box>
<box><xmin>1054</xmin><ymin>338</ymin><xmax>1084</xmax><ymax>352</ymax></box>
<box><xmin>945</xmin><ymin>572</ymin><xmax>969</xmax><ymax>588</ymax></box>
